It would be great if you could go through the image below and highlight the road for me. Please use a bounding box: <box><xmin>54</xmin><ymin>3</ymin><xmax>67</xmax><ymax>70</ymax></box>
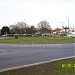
<box><xmin>0</xmin><ymin>43</ymin><xmax>75</xmax><ymax>69</ymax></box>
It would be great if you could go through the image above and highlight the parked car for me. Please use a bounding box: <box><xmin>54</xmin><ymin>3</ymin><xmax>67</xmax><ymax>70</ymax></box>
<box><xmin>67</xmin><ymin>33</ymin><xmax>75</xmax><ymax>38</ymax></box>
<box><xmin>41</xmin><ymin>33</ymin><xmax>51</xmax><ymax>36</ymax></box>
<box><xmin>1</xmin><ymin>34</ymin><xmax>12</xmax><ymax>37</ymax></box>
<box><xmin>71</xmin><ymin>34</ymin><xmax>75</xmax><ymax>38</ymax></box>
<box><xmin>1</xmin><ymin>35</ymin><xmax>7</xmax><ymax>37</ymax></box>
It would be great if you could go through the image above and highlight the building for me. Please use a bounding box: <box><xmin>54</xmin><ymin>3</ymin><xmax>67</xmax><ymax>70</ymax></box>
<box><xmin>60</xmin><ymin>26</ymin><xmax>75</xmax><ymax>34</ymax></box>
<box><xmin>51</xmin><ymin>28</ymin><xmax>61</xmax><ymax>35</ymax></box>
<box><xmin>68</xmin><ymin>28</ymin><xmax>75</xmax><ymax>33</ymax></box>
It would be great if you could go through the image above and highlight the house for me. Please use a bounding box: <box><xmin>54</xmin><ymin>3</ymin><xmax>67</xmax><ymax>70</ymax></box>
<box><xmin>51</xmin><ymin>28</ymin><xmax>61</xmax><ymax>35</ymax></box>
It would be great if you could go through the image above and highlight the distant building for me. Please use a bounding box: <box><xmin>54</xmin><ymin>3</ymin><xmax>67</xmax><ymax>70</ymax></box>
<box><xmin>68</xmin><ymin>28</ymin><xmax>75</xmax><ymax>33</ymax></box>
<box><xmin>51</xmin><ymin>28</ymin><xmax>61</xmax><ymax>35</ymax></box>
<box><xmin>51</xmin><ymin>27</ymin><xmax>75</xmax><ymax>36</ymax></box>
<box><xmin>60</xmin><ymin>25</ymin><xmax>75</xmax><ymax>33</ymax></box>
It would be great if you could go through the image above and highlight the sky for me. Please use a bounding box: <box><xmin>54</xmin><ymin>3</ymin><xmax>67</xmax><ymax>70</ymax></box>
<box><xmin>0</xmin><ymin>0</ymin><xmax>74</xmax><ymax>29</ymax></box>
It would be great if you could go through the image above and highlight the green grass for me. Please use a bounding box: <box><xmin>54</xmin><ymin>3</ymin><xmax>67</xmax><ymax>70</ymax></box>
<box><xmin>0</xmin><ymin>36</ymin><xmax>75</xmax><ymax>44</ymax></box>
<box><xmin>0</xmin><ymin>57</ymin><xmax>75</xmax><ymax>75</ymax></box>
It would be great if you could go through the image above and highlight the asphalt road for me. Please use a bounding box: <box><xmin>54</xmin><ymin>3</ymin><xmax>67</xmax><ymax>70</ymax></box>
<box><xmin>0</xmin><ymin>43</ymin><xmax>75</xmax><ymax>69</ymax></box>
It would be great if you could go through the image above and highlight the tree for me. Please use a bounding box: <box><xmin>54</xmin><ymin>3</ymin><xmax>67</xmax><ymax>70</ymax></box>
<box><xmin>17</xmin><ymin>22</ymin><xmax>27</xmax><ymax>34</ymax></box>
<box><xmin>37</xmin><ymin>21</ymin><xmax>51</xmax><ymax>33</ymax></box>
<box><xmin>26</xmin><ymin>26</ymin><xmax>36</xmax><ymax>34</ymax></box>
<box><xmin>0</xmin><ymin>30</ymin><xmax>1</xmax><ymax>36</ymax></box>
<box><xmin>1</xmin><ymin>26</ymin><xmax>11</xmax><ymax>35</ymax></box>
<box><xmin>9</xmin><ymin>21</ymin><xmax>27</xmax><ymax>34</ymax></box>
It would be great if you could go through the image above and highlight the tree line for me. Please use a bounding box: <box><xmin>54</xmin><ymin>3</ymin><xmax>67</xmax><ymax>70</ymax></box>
<box><xmin>0</xmin><ymin>20</ymin><xmax>51</xmax><ymax>36</ymax></box>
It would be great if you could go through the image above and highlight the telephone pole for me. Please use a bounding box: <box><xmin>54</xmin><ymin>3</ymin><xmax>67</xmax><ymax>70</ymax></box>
<box><xmin>66</xmin><ymin>18</ymin><xmax>69</xmax><ymax>33</ymax></box>
<box><xmin>24</xmin><ymin>19</ymin><xmax>26</xmax><ymax>34</ymax></box>
<box><xmin>24</xmin><ymin>19</ymin><xmax>26</xmax><ymax>24</ymax></box>
<box><xmin>59</xmin><ymin>22</ymin><xmax>64</xmax><ymax>29</ymax></box>
<box><xmin>66</xmin><ymin>18</ymin><xmax>69</xmax><ymax>29</ymax></box>
<box><xmin>67</xmin><ymin>18</ymin><xmax>69</xmax><ymax>29</ymax></box>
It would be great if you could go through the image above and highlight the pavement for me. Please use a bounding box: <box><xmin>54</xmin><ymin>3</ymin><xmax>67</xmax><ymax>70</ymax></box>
<box><xmin>0</xmin><ymin>37</ymin><xmax>13</xmax><ymax>39</ymax></box>
<box><xmin>0</xmin><ymin>43</ymin><xmax>75</xmax><ymax>70</ymax></box>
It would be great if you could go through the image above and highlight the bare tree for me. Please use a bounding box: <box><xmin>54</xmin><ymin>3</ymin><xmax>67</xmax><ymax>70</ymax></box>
<box><xmin>26</xmin><ymin>26</ymin><xmax>36</xmax><ymax>35</ymax></box>
<box><xmin>37</xmin><ymin>21</ymin><xmax>51</xmax><ymax>33</ymax></box>
<box><xmin>9</xmin><ymin>21</ymin><xmax>27</xmax><ymax>34</ymax></box>
<box><xmin>17</xmin><ymin>22</ymin><xmax>27</xmax><ymax>34</ymax></box>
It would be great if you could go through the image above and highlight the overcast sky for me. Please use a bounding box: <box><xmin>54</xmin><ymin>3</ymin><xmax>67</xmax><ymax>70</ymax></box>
<box><xmin>0</xmin><ymin>0</ymin><xmax>74</xmax><ymax>29</ymax></box>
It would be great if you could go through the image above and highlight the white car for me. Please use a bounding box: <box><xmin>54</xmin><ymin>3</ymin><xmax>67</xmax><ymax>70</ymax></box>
<box><xmin>71</xmin><ymin>34</ymin><xmax>75</xmax><ymax>38</ymax></box>
<box><xmin>71</xmin><ymin>32</ymin><xmax>75</xmax><ymax>38</ymax></box>
<box><xmin>67</xmin><ymin>33</ymin><xmax>75</xmax><ymax>38</ymax></box>
<box><xmin>1</xmin><ymin>35</ymin><xmax>7</xmax><ymax>37</ymax></box>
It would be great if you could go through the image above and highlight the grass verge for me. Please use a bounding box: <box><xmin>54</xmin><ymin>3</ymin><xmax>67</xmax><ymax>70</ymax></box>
<box><xmin>0</xmin><ymin>36</ymin><xmax>75</xmax><ymax>44</ymax></box>
<box><xmin>0</xmin><ymin>57</ymin><xmax>75</xmax><ymax>75</ymax></box>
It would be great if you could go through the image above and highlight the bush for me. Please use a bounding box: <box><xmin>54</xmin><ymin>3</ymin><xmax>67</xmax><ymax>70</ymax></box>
<box><xmin>15</xmin><ymin>35</ymin><xmax>18</xmax><ymax>39</ymax></box>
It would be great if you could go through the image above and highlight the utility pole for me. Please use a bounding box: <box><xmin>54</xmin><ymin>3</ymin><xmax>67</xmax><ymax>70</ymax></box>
<box><xmin>59</xmin><ymin>22</ymin><xmax>64</xmax><ymax>29</ymax></box>
<box><xmin>24</xmin><ymin>19</ymin><xmax>26</xmax><ymax>25</ymax></box>
<box><xmin>67</xmin><ymin>18</ymin><xmax>69</xmax><ymax>29</ymax></box>
<box><xmin>24</xmin><ymin>19</ymin><xmax>26</xmax><ymax>34</ymax></box>
<box><xmin>65</xmin><ymin>18</ymin><xmax>69</xmax><ymax>28</ymax></box>
<box><xmin>59</xmin><ymin>22</ymin><xmax>64</xmax><ymax>34</ymax></box>
<box><xmin>66</xmin><ymin>18</ymin><xmax>69</xmax><ymax>33</ymax></box>
<box><xmin>61</xmin><ymin>22</ymin><xmax>63</xmax><ymax>29</ymax></box>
